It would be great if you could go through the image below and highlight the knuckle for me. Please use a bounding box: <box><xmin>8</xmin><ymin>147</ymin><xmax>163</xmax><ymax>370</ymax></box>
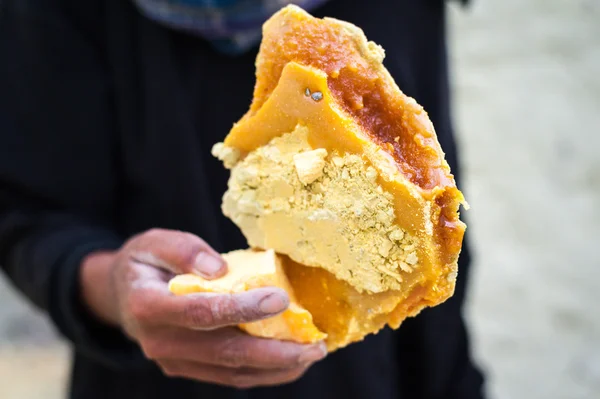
<box><xmin>213</xmin><ymin>293</ymin><xmax>262</xmax><ymax>326</ymax></box>
<box><xmin>189</xmin><ymin>294</ymin><xmax>247</xmax><ymax>328</ymax></box>
<box><xmin>217</xmin><ymin>338</ymin><xmax>251</xmax><ymax>368</ymax></box>
<box><xmin>209</xmin><ymin>295</ymin><xmax>237</xmax><ymax>324</ymax></box>
<box><xmin>183</xmin><ymin>297</ymin><xmax>214</xmax><ymax>328</ymax></box>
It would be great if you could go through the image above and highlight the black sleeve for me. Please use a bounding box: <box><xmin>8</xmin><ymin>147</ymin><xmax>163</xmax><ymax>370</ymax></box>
<box><xmin>395</xmin><ymin>244</ymin><xmax>485</xmax><ymax>399</ymax></box>
<box><xmin>0</xmin><ymin>0</ymin><xmax>147</xmax><ymax>370</ymax></box>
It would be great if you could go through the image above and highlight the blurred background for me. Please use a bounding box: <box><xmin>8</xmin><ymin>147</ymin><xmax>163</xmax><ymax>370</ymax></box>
<box><xmin>1</xmin><ymin>0</ymin><xmax>599</xmax><ymax>398</ymax></box>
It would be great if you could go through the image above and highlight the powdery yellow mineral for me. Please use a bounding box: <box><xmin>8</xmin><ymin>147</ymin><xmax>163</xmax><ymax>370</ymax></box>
<box><xmin>219</xmin><ymin>125</ymin><xmax>421</xmax><ymax>294</ymax></box>
<box><xmin>170</xmin><ymin>5</ymin><xmax>467</xmax><ymax>351</ymax></box>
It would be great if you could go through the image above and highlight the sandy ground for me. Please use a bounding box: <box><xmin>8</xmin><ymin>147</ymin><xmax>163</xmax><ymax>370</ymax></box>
<box><xmin>1</xmin><ymin>0</ymin><xmax>599</xmax><ymax>398</ymax></box>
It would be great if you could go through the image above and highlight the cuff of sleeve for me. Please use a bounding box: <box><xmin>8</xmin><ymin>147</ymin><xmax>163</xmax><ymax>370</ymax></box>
<box><xmin>46</xmin><ymin>227</ymin><xmax>152</xmax><ymax>371</ymax></box>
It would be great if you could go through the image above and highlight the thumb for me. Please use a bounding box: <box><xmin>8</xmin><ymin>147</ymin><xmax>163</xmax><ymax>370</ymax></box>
<box><xmin>128</xmin><ymin>229</ymin><xmax>227</xmax><ymax>279</ymax></box>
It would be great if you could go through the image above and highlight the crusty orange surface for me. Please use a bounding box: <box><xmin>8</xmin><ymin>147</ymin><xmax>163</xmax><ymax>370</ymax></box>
<box><xmin>170</xmin><ymin>5</ymin><xmax>467</xmax><ymax>351</ymax></box>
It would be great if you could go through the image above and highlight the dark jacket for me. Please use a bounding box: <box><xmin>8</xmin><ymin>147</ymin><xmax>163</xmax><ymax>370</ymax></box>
<box><xmin>0</xmin><ymin>0</ymin><xmax>484</xmax><ymax>398</ymax></box>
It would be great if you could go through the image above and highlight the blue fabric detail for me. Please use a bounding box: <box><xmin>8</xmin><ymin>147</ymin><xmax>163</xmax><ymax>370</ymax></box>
<box><xmin>132</xmin><ymin>0</ymin><xmax>330</xmax><ymax>55</ymax></box>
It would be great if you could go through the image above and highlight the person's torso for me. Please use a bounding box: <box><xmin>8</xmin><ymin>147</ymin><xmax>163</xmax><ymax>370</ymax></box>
<box><xmin>70</xmin><ymin>0</ymin><xmax>455</xmax><ymax>398</ymax></box>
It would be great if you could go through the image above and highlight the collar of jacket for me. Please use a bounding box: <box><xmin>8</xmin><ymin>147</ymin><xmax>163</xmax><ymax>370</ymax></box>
<box><xmin>132</xmin><ymin>0</ymin><xmax>330</xmax><ymax>55</ymax></box>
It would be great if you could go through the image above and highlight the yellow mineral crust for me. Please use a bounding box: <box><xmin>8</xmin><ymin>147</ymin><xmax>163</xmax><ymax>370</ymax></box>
<box><xmin>170</xmin><ymin>5</ymin><xmax>467</xmax><ymax>351</ymax></box>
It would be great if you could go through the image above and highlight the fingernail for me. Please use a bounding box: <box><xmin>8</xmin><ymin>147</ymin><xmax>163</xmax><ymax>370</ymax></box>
<box><xmin>258</xmin><ymin>293</ymin><xmax>288</xmax><ymax>314</ymax></box>
<box><xmin>298</xmin><ymin>343</ymin><xmax>327</xmax><ymax>364</ymax></box>
<box><xmin>194</xmin><ymin>252</ymin><xmax>226</xmax><ymax>278</ymax></box>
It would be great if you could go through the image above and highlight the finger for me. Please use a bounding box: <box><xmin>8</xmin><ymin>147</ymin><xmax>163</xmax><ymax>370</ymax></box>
<box><xmin>175</xmin><ymin>288</ymin><xmax>290</xmax><ymax>329</ymax></box>
<box><xmin>127</xmin><ymin>228</ymin><xmax>226</xmax><ymax>278</ymax></box>
<box><xmin>131</xmin><ymin>285</ymin><xmax>289</xmax><ymax>328</ymax></box>
<box><xmin>144</xmin><ymin>327</ymin><xmax>327</xmax><ymax>369</ymax></box>
<box><xmin>158</xmin><ymin>360</ymin><xmax>310</xmax><ymax>389</ymax></box>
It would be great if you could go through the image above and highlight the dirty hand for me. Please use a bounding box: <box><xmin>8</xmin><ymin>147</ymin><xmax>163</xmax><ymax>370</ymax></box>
<box><xmin>79</xmin><ymin>228</ymin><xmax>326</xmax><ymax>388</ymax></box>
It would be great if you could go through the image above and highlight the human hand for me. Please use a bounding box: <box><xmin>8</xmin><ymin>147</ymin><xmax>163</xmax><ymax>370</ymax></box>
<box><xmin>80</xmin><ymin>229</ymin><xmax>326</xmax><ymax>388</ymax></box>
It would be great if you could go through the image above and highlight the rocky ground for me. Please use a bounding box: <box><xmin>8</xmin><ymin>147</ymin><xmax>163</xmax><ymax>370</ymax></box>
<box><xmin>1</xmin><ymin>0</ymin><xmax>599</xmax><ymax>398</ymax></box>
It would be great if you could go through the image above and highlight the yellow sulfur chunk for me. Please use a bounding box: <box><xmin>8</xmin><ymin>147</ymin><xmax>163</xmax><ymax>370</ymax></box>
<box><xmin>178</xmin><ymin>5</ymin><xmax>468</xmax><ymax>351</ymax></box>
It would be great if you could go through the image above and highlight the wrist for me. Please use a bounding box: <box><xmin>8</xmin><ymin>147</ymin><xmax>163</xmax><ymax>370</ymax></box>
<box><xmin>79</xmin><ymin>250</ymin><xmax>120</xmax><ymax>327</ymax></box>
